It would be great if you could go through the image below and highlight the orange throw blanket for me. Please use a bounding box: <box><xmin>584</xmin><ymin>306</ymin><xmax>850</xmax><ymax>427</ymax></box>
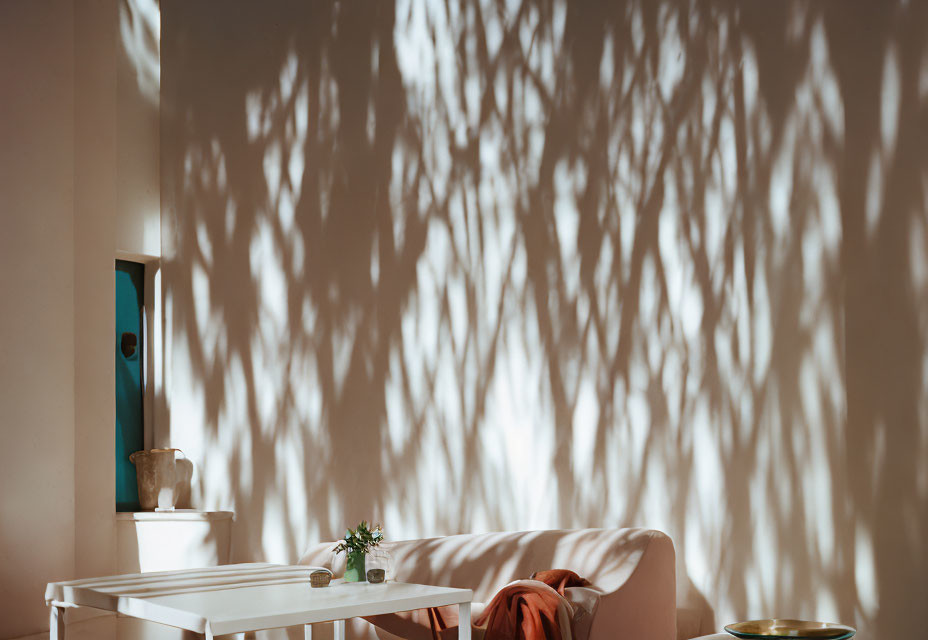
<box><xmin>427</xmin><ymin>570</ymin><xmax>591</xmax><ymax>640</ymax></box>
<box><xmin>529</xmin><ymin>570</ymin><xmax>591</xmax><ymax>595</ymax></box>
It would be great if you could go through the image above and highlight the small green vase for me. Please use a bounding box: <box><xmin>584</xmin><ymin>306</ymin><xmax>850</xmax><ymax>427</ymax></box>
<box><xmin>345</xmin><ymin>551</ymin><xmax>366</xmax><ymax>582</ymax></box>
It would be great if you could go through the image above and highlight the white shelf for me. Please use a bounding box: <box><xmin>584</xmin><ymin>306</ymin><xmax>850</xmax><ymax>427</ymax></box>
<box><xmin>116</xmin><ymin>510</ymin><xmax>233</xmax><ymax>522</ymax></box>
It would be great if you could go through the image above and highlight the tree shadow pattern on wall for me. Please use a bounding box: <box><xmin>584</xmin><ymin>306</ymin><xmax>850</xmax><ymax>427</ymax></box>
<box><xmin>157</xmin><ymin>1</ymin><xmax>927</xmax><ymax>638</ymax></box>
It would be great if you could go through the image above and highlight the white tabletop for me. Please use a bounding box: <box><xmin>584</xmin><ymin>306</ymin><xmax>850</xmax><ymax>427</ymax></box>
<box><xmin>46</xmin><ymin>563</ymin><xmax>473</xmax><ymax>636</ymax></box>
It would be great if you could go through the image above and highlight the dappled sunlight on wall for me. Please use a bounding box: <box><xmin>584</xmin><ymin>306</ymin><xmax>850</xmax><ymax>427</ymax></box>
<box><xmin>119</xmin><ymin>0</ymin><xmax>160</xmax><ymax>104</ymax></box>
<box><xmin>159</xmin><ymin>1</ymin><xmax>927</xmax><ymax>638</ymax></box>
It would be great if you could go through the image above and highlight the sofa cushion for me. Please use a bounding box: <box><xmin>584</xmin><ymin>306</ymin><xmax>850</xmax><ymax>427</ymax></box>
<box><xmin>563</xmin><ymin>586</ymin><xmax>601</xmax><ymax>640</ymax></box>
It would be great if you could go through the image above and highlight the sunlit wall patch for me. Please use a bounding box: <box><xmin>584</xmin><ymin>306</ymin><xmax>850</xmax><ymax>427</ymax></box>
<box><xmin>120</xmin><ymin>0</ymin><xmax>161</xmax><ymax>104</ymax></box>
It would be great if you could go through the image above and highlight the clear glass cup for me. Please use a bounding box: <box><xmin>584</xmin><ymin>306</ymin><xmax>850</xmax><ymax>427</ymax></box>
<box><xmin>366</xmin><ymin>548</ymin><xmax>395</xmax><ymax>582</ymax></box>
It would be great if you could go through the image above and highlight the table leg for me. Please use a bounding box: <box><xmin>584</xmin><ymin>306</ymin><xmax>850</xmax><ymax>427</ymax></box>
<box><xmin>458</xmin><ymin>602</ymin><xmax>471</xmax><ymax>640</ymax></box>
<box><xmin>333</xmin><ymin>619</ymin><xmax>345</xmax><ymax>640</ymax></box>
<box><xmin>50</xmin><ymin>605</ymin><xmax>66</xmax><ymax>640</ymax></box>
<box><xmin>304</xmin><ymin>624</ymin><xmax>312</xmax><ymax>640</ymax></box>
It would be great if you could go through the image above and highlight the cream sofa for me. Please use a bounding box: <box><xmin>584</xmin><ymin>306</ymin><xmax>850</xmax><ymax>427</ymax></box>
<box><xmin>301</xmin><ymin>528</ymin><xmax>679</xmax><ymax>640</ymax></box>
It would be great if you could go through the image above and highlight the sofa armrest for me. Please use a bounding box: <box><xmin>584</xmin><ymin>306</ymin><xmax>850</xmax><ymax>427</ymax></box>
<box><xmin>589</xmin><ymin>530</ymin><xmax>676</xmax><ymax>640</ymax></box>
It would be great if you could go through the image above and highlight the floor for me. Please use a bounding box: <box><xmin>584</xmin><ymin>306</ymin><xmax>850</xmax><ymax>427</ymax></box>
<box><xmin>12</xmin><ymin>615</ymin><xmax>330</xmax><ymax>640</ymax></box>
<box><xmin>14</xmin><ymin>616</ymin><xmax>196</xmax><ymax>640</ymax></box>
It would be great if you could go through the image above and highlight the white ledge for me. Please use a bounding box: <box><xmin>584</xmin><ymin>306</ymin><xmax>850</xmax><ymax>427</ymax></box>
<box><xmin>116</xmin><ymin>510</ymin><xmax>234</xmax><ymax>522</ymax></box>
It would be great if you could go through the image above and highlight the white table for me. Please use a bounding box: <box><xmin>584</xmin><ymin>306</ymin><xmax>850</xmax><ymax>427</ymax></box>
<box><xmin>46</xmin><ymin>563</ymin><xmax>473</xmax><ymax>640</ymax></box>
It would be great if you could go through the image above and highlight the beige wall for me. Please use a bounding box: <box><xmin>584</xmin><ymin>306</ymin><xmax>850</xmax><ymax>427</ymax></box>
<box><xmin>73</xmin><ymin>0</ymin><xmax>119</xmax><ymax>591</ymax></box>
<box><xmin>0</xmin><ymin>0</ymin><xmax>159</xmax><ymax>637</ymax></box>
<box><xmin>0</xmin><ymin>3</ymin><xmax>77</xmax><ymax>637</ymax></box>
<box><xmin>160</xmin><ymin>2</ymin><xmax>926</xmax><ymax>639</ymax></box>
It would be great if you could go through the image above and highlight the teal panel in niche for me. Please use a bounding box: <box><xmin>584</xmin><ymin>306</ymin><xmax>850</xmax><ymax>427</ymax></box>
<box><xmin>115</xmin><ymin>260</ymin><xmax>144</xmax><ymax>512</ymax></box>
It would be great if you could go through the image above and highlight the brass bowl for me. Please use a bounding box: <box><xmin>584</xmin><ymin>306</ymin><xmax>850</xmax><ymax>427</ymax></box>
<box><xmin>725</xmin><ymin>620</ymin><xmax>855</xmax><ymax>639</ymax></box>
